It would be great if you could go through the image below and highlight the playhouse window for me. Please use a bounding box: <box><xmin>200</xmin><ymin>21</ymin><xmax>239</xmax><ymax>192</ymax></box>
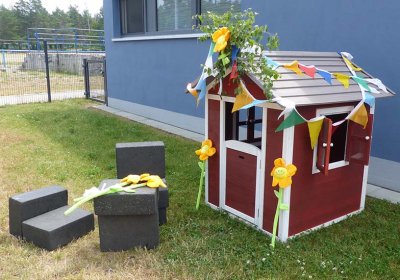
<box><xmin>225</xmin><ymin>103</ymin><xmax>262</xmax><ymax>148</ymax></box>
<box><xmin>313</xmin><ymin>106</ymin><xmax>353</xmax><ymax>174</ymax></box>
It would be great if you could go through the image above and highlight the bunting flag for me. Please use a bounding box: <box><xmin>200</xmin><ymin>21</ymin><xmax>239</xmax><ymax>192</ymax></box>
<box><xmin>230</xmin><ymin>60</ymin><xmax>238</xmax><ymax>80</ymax></box>
<box><xmin>348</xmin><ymin>103</ymin><xmax>369</xmax><ymax>128</ymax></box>
<box><xmin>283</xmin><ymin>60</ymin><xmax>303</xmax><ymax>75</ymax></box>
<box><xmin>343</xmin><ymin>56</ymin><xmax>362</xmax><ymax>72</ymax></box>
<box><xmin>333</xmin><ymin>73</ymin><xmax>351</xmax><ymax>88</ymax></box>
<box><xmin>364</xmin><ymin>92</ymin><xmax>376</xmax><ymax>108</ymax></box>
<box><xmin>232</xmin><ymin>80</ymin><xmax>256</xmax><ymax>112</ymax></box>
<box><xmin>352</xmin><ymin>76</ymin><xmax>371</xmax><ymax>92</ymax></box>
<box><xmin>231</xmin><ymin>45</ymin><xmax>239</xmax><ymax>61</ymax></box>
<box><xmin>195</xmin><ymin>78</ymin><xmax>207</xmax><ymax>105</ymax></box>
<box><xmin>307</xmin><ymin>116</ymin><xmax>325</xmax><ymax>149</ymax></box>
<box><xmin>317</xmin><ymin>69</ymin><xmax>332</xmax><ymax>84</ymax></box>
<box><xmin>186</xmin><ymin>82</ymin><xmax>199</xmax><ymax>99</ymax></box>
<box><xmin>275</xmin><ymin>109</ymin><xmax>306</xmax><ymax>132</ymax></box>
<box><xmin>265</xmin><ymin>55</ymin><xmax>281</xmax><ymax>70</ymax></box>
<box><xmin>273</xmin><ymin>96</ymin><xmax>296</xmax><ymax>119</ymax></box>
<box><xmin>366</xmin><ymin>78</ymin><xmax>388</xmax><ymax>93</ymax></box>
<box><xmin>299</xmin><ymin>64</ymin><xmax>316</xmax><ymax>78</ymax></box>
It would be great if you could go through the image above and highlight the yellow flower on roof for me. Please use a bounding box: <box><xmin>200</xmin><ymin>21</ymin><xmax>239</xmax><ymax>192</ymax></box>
<box><xmin>212</xmin><ymin>27</ymin><xmax>230</xmax><ymax>52</ymax></box>
<box><xmin>141</xmin><ymin>175</ymin><xmax>167</xmax><ymax>188</ymax></box>
<box><xmin>271</xmin><ymin>158</ymin><xmax>297</xmax><ymax>188</ymax></box>
<box><xmin>195</xmin><ymin>139</ymin><xmax>217</xmax><ymax>161</ymax></box>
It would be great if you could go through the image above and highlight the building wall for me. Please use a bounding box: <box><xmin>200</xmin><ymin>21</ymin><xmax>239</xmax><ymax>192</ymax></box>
<box><xmin>104</xmin><ymin>0</ymin><xmax>400</xmax><ymax>189</ymax></box>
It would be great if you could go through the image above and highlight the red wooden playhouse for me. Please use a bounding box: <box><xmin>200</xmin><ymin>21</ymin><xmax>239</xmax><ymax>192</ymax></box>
<box><xmin>203</xmin><ymin>51</ymin><xmax>394</xmax><ymax>242</ymax></box>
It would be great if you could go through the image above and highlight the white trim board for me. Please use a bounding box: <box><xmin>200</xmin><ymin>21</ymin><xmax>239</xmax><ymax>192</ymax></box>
<box><xmin>108</xmin><ymin>97</ymin><xmax>205</xmax><ymax>135</ymax></box>
<box><xmin>112</xmin><ymin>33</ymin><xmax>205</xmax><ymax>42</ymax></box>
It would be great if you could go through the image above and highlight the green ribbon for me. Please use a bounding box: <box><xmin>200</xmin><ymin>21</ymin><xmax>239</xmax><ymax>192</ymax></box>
<box><xmin>196</xmin><ymin>161</ymin><xmax>206</xmax><ymax>210</ymax></box>
<box><xmin>270</xmin><ymin>188</ymin><xmax>289</xmax><ymax>248</ymax></box>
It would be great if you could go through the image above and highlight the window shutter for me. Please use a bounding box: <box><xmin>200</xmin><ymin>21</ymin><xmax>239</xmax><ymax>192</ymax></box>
<box><xmin>316</xmin><ymin>118</ymin><xmax>333</xmax><ymax>175</ymax></box>
<box><xmin>346</xmin><ymin>112</ymin><xmax>374</xmax><ymax>165</ymax></box>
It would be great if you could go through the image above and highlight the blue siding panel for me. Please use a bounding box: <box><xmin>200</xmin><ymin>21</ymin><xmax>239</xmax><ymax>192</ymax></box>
<box><xmin>104</xmin><ymin>0</ymin><xmax>400</xmax><ymax>161</ymax></box>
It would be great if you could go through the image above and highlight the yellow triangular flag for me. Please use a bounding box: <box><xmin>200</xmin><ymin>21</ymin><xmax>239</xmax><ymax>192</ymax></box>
<box><xmin>232</xmin><ymin>81</ymin><xmax>254</xmax><ymax>112</ymax></box>
<box><xmin>186</xmin><ymin>83</ymin><xmax>199</xmax><ymax>99</ymax></box>
<box><xmin>307</xmin><ymin>117</ymin><xmax>324</xmax><ymax>149</ymax></box>
<box><xmin>283</xmin><ymin>60</ymin><xmax>303</xmax><ymax>75</ymax></box>
<box><xmin>333</xmin><ymin>73</ymin><xmax>350</xmax><ymax>88</ymax></box>
<box><xmin>349</xmin><ymin>103</ymin><xmax>368</xmax><ymax>128</ymax></box>
<box><xmin>343</xmin><ymin>57</ymin><xmax>362</xmax><ymax>72</ymax></box>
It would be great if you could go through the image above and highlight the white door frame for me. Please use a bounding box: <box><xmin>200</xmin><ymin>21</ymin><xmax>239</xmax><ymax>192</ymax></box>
<box><xmin>219</xmin><ymin>100</ymin><xmax>265</xmax><ymax>226</ymax></box>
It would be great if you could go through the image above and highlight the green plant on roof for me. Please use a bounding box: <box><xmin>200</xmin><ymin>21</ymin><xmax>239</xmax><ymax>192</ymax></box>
<box><xmin>194</xmin><ymin>8</ymin><xmax>280</xmax><ymax>98</ymax></box>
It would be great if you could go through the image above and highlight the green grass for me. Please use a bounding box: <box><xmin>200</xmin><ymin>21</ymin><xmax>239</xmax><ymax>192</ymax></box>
<box><xmin>0</xmin><ymin>99</ymin><xmax>399</xmax><ymax>279</ymax></box>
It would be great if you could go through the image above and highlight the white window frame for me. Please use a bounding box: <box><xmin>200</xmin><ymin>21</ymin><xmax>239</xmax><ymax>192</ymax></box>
<box><xmin>312</xmin><ymin>105</ymin><xmax>354</xmax><ymax>174</ymax></box>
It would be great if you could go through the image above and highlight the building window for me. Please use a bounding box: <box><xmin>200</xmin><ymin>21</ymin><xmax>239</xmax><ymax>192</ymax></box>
<box><xmin>201</xmin><ymin>0</ymin><xmax>241</xmax><ymax>15</ymax></box>
<box><xmin>157</xmin><ymin>0</ymin><xmax>193</xmax><ymax>32</ymax></box>
<box><xmin>119</xmin><ymin>0</ymin><xmax>241</xmax><ymax>36</ymax></box>
<box><xmin>120</xmin><ymin>0</ymin><xmax>145</xmax><ymax>35</ymax></box>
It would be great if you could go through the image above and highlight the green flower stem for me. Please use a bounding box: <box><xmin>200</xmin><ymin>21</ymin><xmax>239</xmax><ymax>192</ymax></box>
<box><xmin>270</xmin><ymin>187</ymin><xmax>283</xmax><ymax>248</ymax></box>
<box><xmin>64</xmin><ymin>182</ymin><xmax>147</xmax><ymax>216</ymax></box>
<box><xmin>196</xmin><ymin>161</ymin><xmax>206</xmax><ymax>210</ymax></box>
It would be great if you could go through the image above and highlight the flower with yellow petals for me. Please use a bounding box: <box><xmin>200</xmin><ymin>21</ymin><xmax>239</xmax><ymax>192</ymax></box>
<box><xmin>212</xmin><ymin>27</ymin><xmax>230</xmax><ymax>52</ymax></box>
<box><xmin>120</xmin><ymin>174</ymin><xmax>141</xmax><ymax>184</ymax></box>
<box><xmin>195</xmin><ymin>139</ymin><xmax>216</xmax><ymax>161</ymax></box>
<box><xmin>141</xmin><ymin>175</ymin><xmax>167</xmax><ymax>188</ymax></box>
<box><xmin>271</xmin><ymin>158</ymin><xmax>297</xmax><ymax>188</ymax></box>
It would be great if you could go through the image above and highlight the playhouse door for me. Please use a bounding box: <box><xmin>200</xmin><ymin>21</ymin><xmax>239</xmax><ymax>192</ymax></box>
<box><xmin>223</xmin><ymin>140</ymin><xmax>261</xmax><ymax>224</ymax></box>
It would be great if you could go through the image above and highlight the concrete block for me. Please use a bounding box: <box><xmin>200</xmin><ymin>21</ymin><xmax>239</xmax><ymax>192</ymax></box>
<box><xmin>22</xmin><ymin>206</ymin><xmax>94</xmax><ymax>251</ymax></box>
<box><xmin>159</xmin><ymin>208</ymin><xmax>167</xmax><ymax>225</ymax></box>
<box><xmin>116</xmin><ymin>141</ymin><xmax>165</xmax><ymax>179</ymax></box>
<box><xmin>94</xmin><ymin>179</ymin><xmax>157</xmax><ymax>215</ymax></box>
<box><xmin>94</xmin><ymin>179</ymin><xmax>159</xmax><ymax>251</ymax></box>
<box><xmin>97</xmin><ymin>215</ymin><xmax>159</xmax><ymax>251</ymax></box>
<box><xmin>9</xmin><ymin>186</ymin><xmax>68</xmax><ymax>238</ymax></box>
<box><xmin>158</xmin><ymin>187</ymin><xmax>169</xmax><ymax>208</ymax></box>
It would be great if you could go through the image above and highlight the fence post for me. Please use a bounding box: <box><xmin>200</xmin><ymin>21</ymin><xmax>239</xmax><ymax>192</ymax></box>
<box><xmin>83</xmin><ymin>58</ymin><xmax>89</xmax><ymax>99</ymax></box>
<box><xmin>1</xmin><ymin>49</ymin><xmax>6</xmax><ymax>69</ymax></box>
<box><xmin>43</xmin><ymin>41</ymin><xmax>52</xmax><ymax>102</ymax></box>
<box><xmin>103</xmin><ymin>59</ymin><xmax>108</xmax><ymax>106</ymax></box>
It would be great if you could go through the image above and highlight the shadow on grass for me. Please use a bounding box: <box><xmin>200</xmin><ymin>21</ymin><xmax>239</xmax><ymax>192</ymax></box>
<box><xmin>9</xmin><ymin>100</ymin><xmax>400</xmax><ymax>279</ymax></box>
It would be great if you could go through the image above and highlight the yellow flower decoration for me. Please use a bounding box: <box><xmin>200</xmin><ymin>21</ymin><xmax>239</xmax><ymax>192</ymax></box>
<box><xmin>195</xmin><ymin>139</ymin><xmax>217</xmax><ymax>161</ymax></box>
<box><xmin>212</xmin><ymin>27</ymin><xmax>230</xmax><ymax>52</ymax></box>
<box><xmin>121</xmin><ymin>173</ymin><xmax>150</xmax><ymax>185</ymax></box>
<box><xmin>271</xmin><ymin>158</ymin><xmax>297</xmax><ymax>188</ymax></box>
<box><xmin>141</xmin><ymin>175</ymin><xmax>167</xmax><ymax>188</ymax></box>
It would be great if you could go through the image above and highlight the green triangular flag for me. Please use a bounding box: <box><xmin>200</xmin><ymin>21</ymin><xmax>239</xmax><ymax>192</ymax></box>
<box><xmin>275</xmin><ymin>109</ymin><xmax>306</xmax><ymax>132</ymax></box>
<box><xmin>352</xmin><ymin>76</ymin><xmax>371</xmax><ymax>92</ymax></box>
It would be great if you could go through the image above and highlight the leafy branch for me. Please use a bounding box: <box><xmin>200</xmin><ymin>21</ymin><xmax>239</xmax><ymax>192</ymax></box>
<box><xmin>194</xmin><ymin>8</ymin><xmax>280</xmax><ymax>98</ymax></box>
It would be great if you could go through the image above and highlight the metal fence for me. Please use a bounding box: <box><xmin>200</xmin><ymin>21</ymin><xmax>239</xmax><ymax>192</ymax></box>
<box><xmin>0</xmin><ymin>42</ymin><xmax>105</xmax><ymax>106</ymax></box>
<box><xmin>83</xmin><ymin>58</ymin><xmax>107</xmax><ymax>104</ymax></box>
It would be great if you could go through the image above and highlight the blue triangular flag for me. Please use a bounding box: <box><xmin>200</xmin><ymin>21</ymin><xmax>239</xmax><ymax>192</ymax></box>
<box><xmin>317</xmin><ymin>69</ymin><xmax>332</xmax><ymax>84</ymax></box>
<box><xmin>195</xmin><ymin>79</ymin><xmax>207</xmax><ymax>103</ymax></box>
<box><xmin>264</xmin><ymin>56</ymin><xmax>280</xmax><ymax>70</ymax></box>
<box><xmin>231</xmin><ymin>45</ymin><xmax>239</xmax><ymax>62</ymax></box>
<box><xmin>240</xmin><ymin>99</ymin><xmax>266</xmax><ymax>110</ymax></box>
<box><xmin>364</xmin><ymin>92</ymin><xmax>375</xmax><ymax>108</ymax></box>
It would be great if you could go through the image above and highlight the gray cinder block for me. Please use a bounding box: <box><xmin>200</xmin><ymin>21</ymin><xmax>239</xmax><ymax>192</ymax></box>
<box><xmin>9</xmin><ymin>186</ymin><xmax>68</xmax><ymax>238</ymax></box>
<box><xmin>94</xmin><ymin>179</ymin><xmax>159</xmax><ymax>251</ymax></box>
<box><xmin>22</xmin><ymin>206</ymin><xmax>94</xmax><ymax>251</ymax></box>
<box><xmin>158</xmin><ymin>187</ymin><xmax>169</xmax><ymax>225</ymax></box>
<box><xmin>115</xmin><ymin>142</ymin><xmax>165</xmax><ymax>179</ymax></box>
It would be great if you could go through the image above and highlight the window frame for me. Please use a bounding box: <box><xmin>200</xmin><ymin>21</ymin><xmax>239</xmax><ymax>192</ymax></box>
<box><xmin>312</xmin><ymin>106</ymin><xmax>354</xmax><ymax>174</ymax></box>
<box><xmin>117</xmin><ymin>0</ymin><xmax>240</xmax><ymax>39</ymax></box>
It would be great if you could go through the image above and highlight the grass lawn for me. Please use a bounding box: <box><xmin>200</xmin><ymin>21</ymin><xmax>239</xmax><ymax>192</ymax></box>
<box><xmin>0</xmin><ymin>99</ymin><xmax>399</xmax><ymax>279</ymax></box>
